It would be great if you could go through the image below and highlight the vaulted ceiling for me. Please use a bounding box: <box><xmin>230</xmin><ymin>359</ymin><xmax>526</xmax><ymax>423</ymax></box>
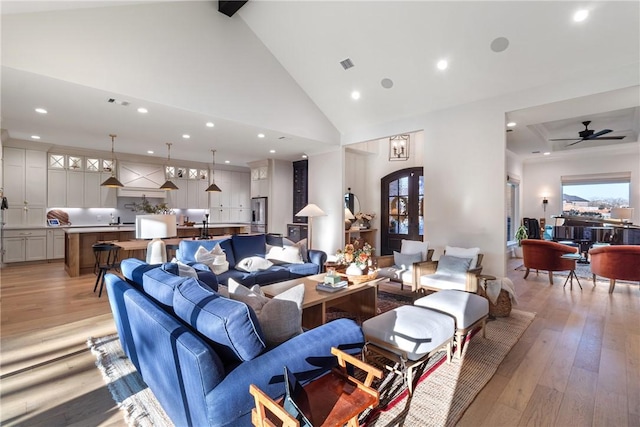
<box><xmin>1</xmin><ymin>1</ymin><xmax>639</xmax><ymax>165</ymax></box>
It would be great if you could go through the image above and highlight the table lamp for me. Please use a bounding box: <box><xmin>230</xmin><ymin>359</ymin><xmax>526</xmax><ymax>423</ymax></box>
<box><xmin>295</xmin><ymin>203</ymin><xmax>326</xmax><ymax>249</ymax></box>
<box><xmin>136</xmin><ymin>214</ymin><xmax>177</xmax><ymax>264</ymax></box>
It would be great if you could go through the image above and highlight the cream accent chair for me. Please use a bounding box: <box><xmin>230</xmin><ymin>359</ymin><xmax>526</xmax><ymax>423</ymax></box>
<box><xmin>415</xmin><ymin>246</ymin><xmax>483</xmax><ymax>294</ymax></box>
<box><xmin>377</xmin><ymin>240</ymin><xmax>434</xmax><ymax>292</ymax></box>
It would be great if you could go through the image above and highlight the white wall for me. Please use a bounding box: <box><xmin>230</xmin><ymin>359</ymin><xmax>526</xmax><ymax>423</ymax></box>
<box><xmin>269</xmin><ymin>159</ymin><xmax>293</xmax><ymax>236</ymax></box>
<box><xmin>522</xmin><ymin>149</ymin><xmax>640</xmax><ymax>225</ymax></box>
<box><xmin>308</xmin><ymin>148</ymin><xmax>343</xmax><ymax>254</ymax></box>
<box><xmin>335</xmin><ymin>64</ymin><xmax>638</xmax><ymax>277</ymax></box>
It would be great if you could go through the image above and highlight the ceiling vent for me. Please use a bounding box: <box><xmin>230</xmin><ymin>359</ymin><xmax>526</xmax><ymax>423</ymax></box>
<box><xmin>107</xmin><ymin>98</ymin><xmax>130</xmax><ymax>106</ymax></box>
<box><xmin>340</xmin><ymin>58</ymin><xmax>354</xmax><ymax>70</ymax></box>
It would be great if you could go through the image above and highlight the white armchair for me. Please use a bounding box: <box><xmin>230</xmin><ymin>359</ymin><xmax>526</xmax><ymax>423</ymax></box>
<box><xmin>377</xmin><ymin>240</ymin><xmax>433</xmax><ymax>291</ymax></box>
<box><xmin>416</xmin><ymin>246</ymin><xmax>483</xmax><ymax>294</ymax></box>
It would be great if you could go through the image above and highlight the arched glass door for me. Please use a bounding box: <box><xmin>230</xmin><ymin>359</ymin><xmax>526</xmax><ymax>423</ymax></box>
<box><xmin>381</xmin><ymin>167</ymin><xmax>424</xmax><ymax>255</ymax></box>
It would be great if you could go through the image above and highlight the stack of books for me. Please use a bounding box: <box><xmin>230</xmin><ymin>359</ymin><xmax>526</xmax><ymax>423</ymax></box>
<box><xmin>316</xmin><ymin>280</ymin><xmax>348</xmax><ymax>292</ymax></box>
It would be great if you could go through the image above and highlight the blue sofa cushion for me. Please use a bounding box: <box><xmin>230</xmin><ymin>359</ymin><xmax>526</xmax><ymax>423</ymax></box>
<box><xmin>283</xmin><ymin>262</ymin><xmax>321</xmax><ymax>278</ymax></box>
<box><xmin>120</xmin><ymin>258</ymin><xmax>162</xmax><ymax>289</ymax></box>
<box><xmin>218</xmin><ymin>239</ymin><xmax>236</xmax><ymax>269</ymax></box>
<box><xmin>143</xmin><ymin>268</ymin><xmax>189</xmax><ymax>311</ymax></box>
<box><xmin>232</xmin><ymin>234</ymin><xmax>267</xmax><ymax>262</ymax></box>
<box><xmin>173</xmin><ymin>278</ymin><xmax>266</xmax><ymax>363</ymax></box>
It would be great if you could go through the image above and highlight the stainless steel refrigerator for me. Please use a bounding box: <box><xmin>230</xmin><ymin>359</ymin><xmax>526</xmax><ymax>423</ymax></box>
<box><xmin>251</xmin><ymin>197</ymin><xmax>268</xmax><ymax>233</ymax></box>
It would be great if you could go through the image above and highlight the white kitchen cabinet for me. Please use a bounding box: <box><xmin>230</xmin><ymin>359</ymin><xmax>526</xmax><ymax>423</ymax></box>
<box><xmin>48</xmin><ymin>169</ymin><xmax>67</xmax><ymax>207</ymax></box>
<box><xmin>231</xmin><ymin>171</ymin><xmax>251</xmax><ymax>209</ymax></box>
<box><xmin>100</xmin><ymin>172</ymin><xmax>117</xmax><ymax>208</ymax></box>
<box><xmin>210</xmin><ymin>170</ymin><xmax>232</xmax><ymax>208</ymax></box>
<box><xmin>166</xmin><ymin>179</ymin><xmax>188</xmax><ymax>209</ymax></box>
<box><xmin>46</xmin><ymin>229</ymin><xmax>65</xmax><ymax>259</ymax></box>
<box><xmin>230</xmin><ymin>207</ymin><xmax>251</xmax><ymax>223</ymax></box>
<box><xmin>66</xmin><ymin>171</ymin><xmax>85</xmax><ymax>208</ymax></box>
<box><xmin>210</xmin><ymin>207</ymin><xmax>231</xmax><ymax>223</ymax></box>
<box><xmin>84</xmin><ymin>173</ymin><xmax>101</xmax><ymax>208</ymax></box>
<box><xmin>187</xmin><ymin>179</ymin><xmax>209</xmax><ymax>209</ymax></box>
<box><xmin>3</xmin><ymin>148</ymin><xmax>47</xmax><ymax>226</ymax></box>
<box><xmin>3</xmin><ymin>229</ymin><xmax>47</xmax><ymax>262</ymax></box>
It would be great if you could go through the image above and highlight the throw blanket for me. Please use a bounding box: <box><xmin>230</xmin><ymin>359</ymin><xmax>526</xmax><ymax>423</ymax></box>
<box><xmin>483</xmin><ymin>277</ymin><xmax>518</xmax><ymax>305</ymax></box>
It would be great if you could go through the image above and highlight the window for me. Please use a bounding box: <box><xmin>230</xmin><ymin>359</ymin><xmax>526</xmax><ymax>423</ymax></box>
<box><xmin>562</xmin><ymin>173</ymin><xmax>631</xmax><ymax>219</ymax></box>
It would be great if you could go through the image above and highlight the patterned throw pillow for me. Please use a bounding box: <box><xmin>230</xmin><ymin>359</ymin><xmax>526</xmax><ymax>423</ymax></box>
<box><xmin>195</xmin><ymin>244</ymin><xmax>229</xmax><ymax>275</ymax></box>
<box><xmin>228</xmin><ymin>279</ymin><xmax>304</xmax><ymax>347</ymax></box>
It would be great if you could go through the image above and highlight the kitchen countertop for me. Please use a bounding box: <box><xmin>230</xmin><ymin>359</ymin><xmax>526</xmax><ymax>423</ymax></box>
<box><xmin>4</xmin><ymin>223</ymin><xmax>250</xmax><ymax>231</ymax></box>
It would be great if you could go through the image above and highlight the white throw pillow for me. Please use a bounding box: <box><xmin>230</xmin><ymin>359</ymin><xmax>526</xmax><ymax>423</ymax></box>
<box><xmin>445</xmin><ymin>246</ymin><xmax>480</xmax><ymax>268</ymax></box>
<box><xmin>216</xmin><ymin>284</ymin><xmax>229</xmax><ymax>298</ymax></box>
<box><xmin>228</xmin><ymin>278</ymin><xmax>304</xmax><ymax>346</ymax></box>
<box><xmin>194</xmin><ymin>244</ymin><xmax>229</xmax><ymax>275</ymax></box>
<box><xmin>401</xmin><ymin>240</ymin><xmax>430</xmax><ymax>262</ymax></box>
<box><xmin>176</xmin><ymin>261</ymin><xmax>198</xmax><ymax>278</ymax></box>
<box><xmin>266</xmin><ymin>245</ymin><xmax>304</xmax><ymax>264</ymax></box>
<box><xmin>283</xmin><ymin>238</ymin><xmax>309</xmax><ymax>263</ymax></box>
<box><xmin>235</xmin><ymin>256</ymin><xmax>273</xmax><ymax>273</ymax></box>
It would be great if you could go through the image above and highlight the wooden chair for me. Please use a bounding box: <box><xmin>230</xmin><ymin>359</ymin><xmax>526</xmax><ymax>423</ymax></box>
<box><xmin>249</xmin><ymin>347</ymin><xmax>382</xmax><ymax>427</ymax></box>
<box><xmin>376</xmin><ymin>249</ymin><xmax>434</xmax><ymax>292</ymax></box>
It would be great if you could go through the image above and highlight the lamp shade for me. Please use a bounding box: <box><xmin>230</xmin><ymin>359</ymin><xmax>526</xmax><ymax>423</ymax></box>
<box><xmin>296</xmin><ymin>203</ymin><xmax>326</xmax><ymax>217</ymax></box>
<box><xmin>344</xmin><ymin>207</ymin><xmax>355</xmax><ymax>220</ymax></box>
<box><xmin>101</xmin><ymin>175</ymin><xmax>124</xmax><ymax>188</ymax></box>
<box><xmin>611</xmin><ymin>207</ymin><xmax>634</xmax><ymax>221</ymax></box>
<box><xmin>160</xmin><ymin>180</ymin><xmax>179</xmax><ymax>190</ymax></box>
<box><xmin>206</xmin><ymin>182</ymin><xmax>221</xmax><ymax>192</ymax></box>
<box><xmin>136</xmin><ymin>214</ymin><xmax>177</xmax><ymax>239</ymax></box>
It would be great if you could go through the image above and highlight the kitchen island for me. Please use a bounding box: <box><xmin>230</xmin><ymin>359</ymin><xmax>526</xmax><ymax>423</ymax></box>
<box><xmin>64</xmin><ymin>223</ymin><xmax>249</xmax><ymax>277</ymax></box>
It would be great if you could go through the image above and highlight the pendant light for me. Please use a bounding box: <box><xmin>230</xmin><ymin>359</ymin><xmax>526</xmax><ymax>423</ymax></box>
<box><xmin>205</xmin><ymin>149</ymin><xmax>221</xmax><ymax>192</ymax></box>
<box><xmin>100</xmin><ymin>134</ymin><xmax>124</xmax><ymax>188</ymax></box>
<box><xmin>159</xmin><ymin>142</ymin><xmax>179</xmax><ymax>190</ymax></box>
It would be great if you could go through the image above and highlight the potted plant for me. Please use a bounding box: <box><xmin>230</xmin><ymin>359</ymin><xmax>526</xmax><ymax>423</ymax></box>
<box><xmin>514</xmin><ymin>225</ymin><xmax>528</xmax><ymax>258</ymax></box>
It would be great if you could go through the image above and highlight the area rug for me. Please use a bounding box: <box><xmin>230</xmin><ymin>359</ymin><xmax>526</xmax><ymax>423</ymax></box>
<box><xmin>360</xmin><ymin>309</ymin><xmax>534</xmax><ymax>426</ymax></box>
<box><xmin>87</xmin><ymin>335</ymin><xmax>173</xmax><ymax>427</ymax></box>
<box><xmin>89</xmin><ymin>304</ymin><xmax>534</xmax><ymax>427</ymax></box>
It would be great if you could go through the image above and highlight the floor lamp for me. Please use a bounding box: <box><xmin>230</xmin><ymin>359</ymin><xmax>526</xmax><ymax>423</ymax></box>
<box><xmin>295</xmin><ymin>203</ymin><xmax>326</xmax><ymax>250</ymax></box>
<box><xmin>136</xmin><ymin>214</ymin><xmax>177</xmax><ymax>264</ymax></box>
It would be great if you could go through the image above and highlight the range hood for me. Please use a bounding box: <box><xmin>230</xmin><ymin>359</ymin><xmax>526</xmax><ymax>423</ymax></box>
<box><xmin>117</xmin><ymin>161</ymin><xmax>167</xmax><ymax>198</ymax></box>
<box><xmin>117</xmin><ymin>187</ymin><xmax>166</xmax><ymax>199</ymax></box>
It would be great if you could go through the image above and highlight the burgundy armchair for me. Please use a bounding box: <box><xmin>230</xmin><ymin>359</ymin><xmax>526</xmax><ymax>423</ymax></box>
<box><xmin>521</xmin><ymin>239</ymin><xmax>578</xmax><ymax>285</ymax></box>
<box><xmin>589</xmin><ymin>245</ymin><xmax>640</xmax><ymax>293</ymax></box>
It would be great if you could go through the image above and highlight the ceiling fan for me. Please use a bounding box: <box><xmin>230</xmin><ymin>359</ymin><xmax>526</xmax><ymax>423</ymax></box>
<box><xmin>550</xmin><ymin>120</ymin><xmax>625</xmax><ymax>146</ymax></box>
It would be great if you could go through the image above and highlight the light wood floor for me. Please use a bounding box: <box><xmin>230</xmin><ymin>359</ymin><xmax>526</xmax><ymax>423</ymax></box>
<box><xmin>1</xmin><ymin>259</ymin><xmax>638</xmax><ymax>426</ymax></box>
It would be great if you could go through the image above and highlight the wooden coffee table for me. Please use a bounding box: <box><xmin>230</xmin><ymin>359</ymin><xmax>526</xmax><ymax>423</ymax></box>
<box><xmin>261</xmin><ymin>274</ymin><xmax>383</xmax><ymax>329</ymax></box>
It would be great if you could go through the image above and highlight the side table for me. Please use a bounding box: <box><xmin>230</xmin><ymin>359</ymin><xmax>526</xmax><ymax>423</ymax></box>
<box><xmin>560</xmin><ymin>253</ymin><xmax>583</xmax><ymax>290</ymax></box>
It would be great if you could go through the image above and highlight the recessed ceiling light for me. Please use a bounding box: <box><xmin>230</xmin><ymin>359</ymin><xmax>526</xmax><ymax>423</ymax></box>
<box><xmin>507</xmin><ymin>122</ymin><xmax>517</xmax><ymax>127</ymax></box>
<box><xmin>381</xmin><ymin>78</ymin><xmax>394</xmax><ymax>89</ymax></box>
<box><xmin>137</xmin><ymin>107</ymin><xmax>148</xmax><ymax>114</ymax></box>
<box><xmin>31</xmin><ymin>135</ymin><xmax>41</xmax><ymax>139</ymax></box>
<box><xmin>258</xmin><ymin>133</ymin><xmax>265</xmax><ymax>138</ymax></box>
<box><xmin>182</xmin><ymin>134</ymin><xmax>190</xmax><ymax>139</ymax></box>
<box><xmin>269</xmin><ymin>149</ymin><xmax>276</xmax><ymax>153</ymax></box>
<box><xmin>543</xmin><ymin>152</ymin><xmax>551</xmax><ymax>156</ymax></box>
<box><xmin>573</xmin><ymin>9</ymin><xmax>589</xmax><ymax>22</ymax></box>
<box><xmin>436</xmin><ymin>59</ymin><xmax>448</xmax><ymax>70</ymax></box>
<box><xmin>302</xmin><ymin>154</ymin><xmax>308</xmax><ymax>159</ymax></box>
<box><xmin>35</xmin><ymin>108</ymin><xmax>47</xmax><ymax>114</ymax></box>
<box><xmin>147</xmin><ymin>150</ymin><xmax>154</xmax><ymax>154</ymax></box>
<box><xmin>224</xmin><ymin>160</ymin><xmax>230</xmax><ymax>164</ymax></box>
<box><xmin>206</xmin><ymin>122</ymin><xmax>215</xmax><ymax>128</ymax></box>
<box><xmin>490</xmin><ymin>37</ymin><xmax>510</xmax><ymax>53</ymax></box>
<box><xmin>351</xmin><ymin>90</ymin><xmax>361</xmax><ymax>100</ymax></box>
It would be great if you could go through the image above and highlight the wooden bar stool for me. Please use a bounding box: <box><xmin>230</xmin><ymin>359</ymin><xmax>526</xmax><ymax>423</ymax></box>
<box><xmin>92</xmin><ymin>243</ymin><xmax>120</xmax><ymax>297</ymax></box>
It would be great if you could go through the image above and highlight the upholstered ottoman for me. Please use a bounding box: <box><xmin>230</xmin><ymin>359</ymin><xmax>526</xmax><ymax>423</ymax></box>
<box><xmin>362</xmin><ymin>305</ymin><xmax>454</xmax><ymax>395</ymax></box>
<box><xmin>414</xmin><ymin>290</ymin><xmax>488</xmax><ymax>358</ymax></box>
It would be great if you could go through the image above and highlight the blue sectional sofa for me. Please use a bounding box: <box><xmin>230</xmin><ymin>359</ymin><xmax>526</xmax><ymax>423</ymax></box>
<box><xmin>177</xmin><ymin>233</ymin><xmax>327</xmax><ymax>286</ymax></box>
<box><xmin>106</xmin><ymin>259</ymin><xmax>365</xmax><ymax>427</ymax></box>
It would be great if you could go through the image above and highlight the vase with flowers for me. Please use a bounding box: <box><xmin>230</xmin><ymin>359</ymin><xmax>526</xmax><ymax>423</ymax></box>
<box><xmin>336</xmin><ymin>241</ymin><xmax>375</xmax><ymax>275</ymax></box>
<box><xmin>354</xmin><ymin>212</ymin><xmax>376</xmax><ymax>229</ymax></box>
